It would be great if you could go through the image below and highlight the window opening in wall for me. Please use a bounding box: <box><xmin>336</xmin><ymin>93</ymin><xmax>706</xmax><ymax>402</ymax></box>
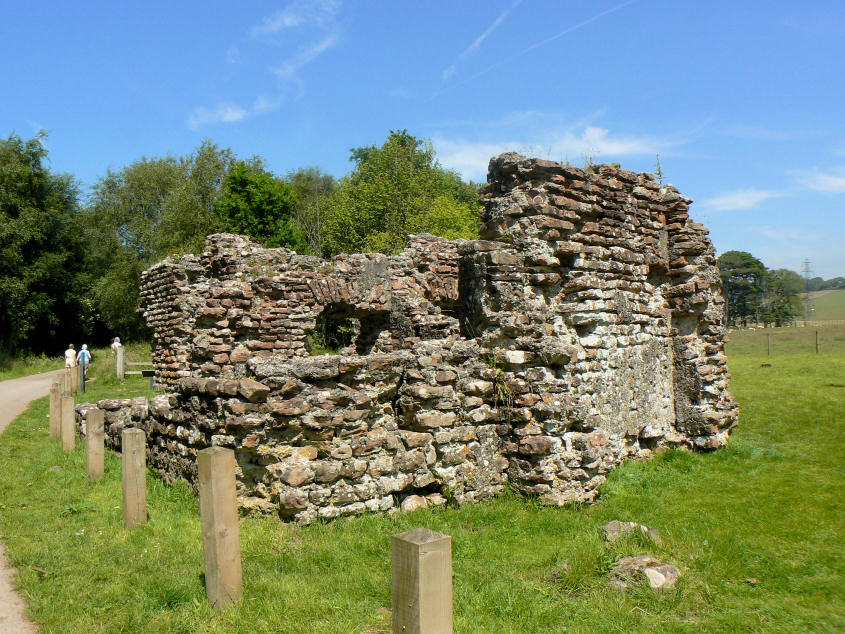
<box><xmin>306</xmin><ymin>303</ymin><xmax>391</xmax><ymax>356</ymax></box>
<box><xmin>307</xmin><ymin>309</ymin><xmax>357</xmax><ymax>355</ymax></box>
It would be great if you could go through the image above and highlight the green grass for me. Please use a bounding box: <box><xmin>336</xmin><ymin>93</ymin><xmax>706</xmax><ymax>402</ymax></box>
<box><xmin>726</xmin><ymin>324</ymin><xmax>845</xmax><ymax>357</ymax></box>
<box><xmin>0</xmin><ymin>346</ymin><xmax>842</xmax><ymax>631</ymax></box>
<box><xmin>0</xmin><ymin>353</ymin><xmax>64</xmax><ymax>381</ymax></box>
<box><xmin>810</xmin><ymin>289</ymin><xmax>845</xmax><ymax>321</ymax></box>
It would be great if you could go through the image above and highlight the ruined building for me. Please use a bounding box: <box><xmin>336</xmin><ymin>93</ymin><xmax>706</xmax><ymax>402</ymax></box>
<box><xmin>80</xmin><ymin>154</ymin><xmax>738</xmax><ymax>522</ymax></box>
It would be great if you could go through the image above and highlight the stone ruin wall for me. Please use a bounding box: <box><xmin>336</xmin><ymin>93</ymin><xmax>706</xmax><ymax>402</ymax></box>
<box><xmin>79</xmin><ymin>154</ymin><xmax>738</xmax><ymax>523</ymax></box>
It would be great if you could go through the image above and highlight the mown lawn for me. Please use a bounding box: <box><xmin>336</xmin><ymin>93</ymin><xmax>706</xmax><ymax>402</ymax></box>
<box><xmin>810</xmin><ymin>289</ymin><xmax>845</xmax><ymax>321</ymax></box>
<box><xmin>0</xmin><ymin>337</ymin><xmax>842</xmax><ymax>632</ymax></box>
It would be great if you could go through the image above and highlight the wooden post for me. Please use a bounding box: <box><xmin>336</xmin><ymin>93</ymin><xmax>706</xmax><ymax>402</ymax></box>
<box><xmin>767</xmin><ymin>333</ymin><xmax>771</xmax><ymax>356</ymax></box>
<box><xmin>71</xmin><ymin>364</ymin><xmax>79</xmax><ymax>393</ymax></box>
<box><xmin>392</xmin><ymin>527</ymin><xmax>453</xmax><ymax>634</ymax></box>
<box><xmin>117</xmin><ymin>346</ymin><xmax>125</xmax><ymax>381</ymax></box>
<box><xmin>816</xmin><ymin>330</ymin><xmax>820</xmax><ymax>354</ymax></box>
<box><xmin>198</xmin><ymin>447</ymin><xmax>243</xmax><ymax>609</ymax></box>
<box><xmin>86</xmin><ymin>408</ymin><xmax>105</xmax><ymax>482</ymax></box>
<box><xmin>63</xmin><ymin>368</ymin><xmax>72</xmax><ymax>396</ymax></box>
<box><xmin>60</xmin><ymin>396</ymin><xmax>75</xmax><ymax>452</ymax></box>
<box><xmin>49</xmin><ymin>382</ymin><xmax>61</xmax><ymax>440</ymax></box>
<box><xmin>121</xmin><ymin>428</ymin><xmax>147</xmax><ymax>529</ymax></box>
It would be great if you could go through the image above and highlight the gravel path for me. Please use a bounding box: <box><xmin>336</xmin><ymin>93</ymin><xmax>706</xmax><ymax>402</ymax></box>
<box><xmin>0</xmin><ymin>369</ymin><xmax>63</xmax><ymax>633</ymax></box>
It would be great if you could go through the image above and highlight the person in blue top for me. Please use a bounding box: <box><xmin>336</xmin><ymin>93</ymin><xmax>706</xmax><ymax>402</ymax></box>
<box><xmin>76</xmin><ymin>344</ymin><xmax>92</xmax><ymax>374</ymax></box>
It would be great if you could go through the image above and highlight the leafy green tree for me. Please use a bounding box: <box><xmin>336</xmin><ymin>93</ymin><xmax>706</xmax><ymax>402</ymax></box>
<box><xmin>762</xmin><ymin>268</ymin><xmax>804</xmax><ymax>325</ymax></box>
<box><xmin>717</xmin><ymin>250</ymin><xmax>766</xmax><ymax>325</ymax></box>
<box><xmin>215</xmin><ymin>161</ymin><xmax>308</xmax><ymax>252</ymax></box>
<box><xmin>0</xmin><ymin>132</ymin><xmax>93</xmax><ymax>355</ymax></box>
<box><xmin>321</xmin><ymin>130</ymin><xmax>480</xmax><ymax>256</ymax></box>
<box><xmin>86</xmin><ymin>141</ymin><xmax>233</xmax><ymax>339</ymax></box>
<box><xmin>285</xmin><ymin>166</ymin><xmax>336</xmax><ymax>256</ymax></box>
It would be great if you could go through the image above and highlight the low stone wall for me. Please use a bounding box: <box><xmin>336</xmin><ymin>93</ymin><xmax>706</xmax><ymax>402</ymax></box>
<box><xmin>79</xmin><ymin>154</ymin><xmax>738</xmax><ymax>523</ymax></box>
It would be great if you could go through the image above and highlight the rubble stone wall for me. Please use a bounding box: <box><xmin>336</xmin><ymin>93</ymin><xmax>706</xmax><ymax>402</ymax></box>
<box><xmin>82</xmin><ymin>154</ymin><xmax>737</xmax><ymax>522</ymax></box>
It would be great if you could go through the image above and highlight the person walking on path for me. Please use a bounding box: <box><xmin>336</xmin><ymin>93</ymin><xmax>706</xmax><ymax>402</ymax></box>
<box><xmin>64</xmin><ymin>343</ymin><xmax>76</xmax><ymax>368</ymax></box>
<box><xmin>76</xmin><ymin>344</ymin><xmax>91</xmax><ymax>374</ymax></box>
<box><xmin>110</xmin><ymin>337</ymin><xmax>122</xmax><ymax>356</ymax></box>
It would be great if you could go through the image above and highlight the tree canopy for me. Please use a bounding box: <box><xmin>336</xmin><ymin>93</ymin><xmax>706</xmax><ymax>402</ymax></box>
<box><xmin>85</xmin><ymin>141</ymin><xmax>234</xmax><ymax>339</ymax></box>
<box><xmin>0</xmin><ymin>133</ymin><xmax>93</xmax><ymax>355</ymax></box>
<box><xmin>717</xmin><ymin>251</ymin><xmax>805</xmax><ymax>326</ymax></box>
<box><xmin>215</xmin><ymin>161</ymin><xmax>308</xmax><ymax>252</ymax></box>
<box><xmin>319</xmin><ymin>130</ymin><xmax>480</xmax><ymax>256</ymax></box>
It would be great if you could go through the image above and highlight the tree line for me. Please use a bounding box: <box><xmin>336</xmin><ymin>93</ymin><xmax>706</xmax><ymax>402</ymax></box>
<box><xmin>0</xmin><ymin>130</ymin><xmax>481</xmax><ymax>356</ymax></box>
<box><xmin>715</xmin><ymin>251</ymin><xmax>831</xmax><ymax>327</ymax></box>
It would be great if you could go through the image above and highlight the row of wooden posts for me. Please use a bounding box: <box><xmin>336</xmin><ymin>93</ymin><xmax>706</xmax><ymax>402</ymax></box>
<box><xmin>47</xmin><ymin>370</ymin><xmax>454</xmax><ymax>633</ymax></box>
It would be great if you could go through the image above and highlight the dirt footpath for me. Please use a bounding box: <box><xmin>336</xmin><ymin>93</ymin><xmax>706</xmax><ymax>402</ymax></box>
<box><xmin>0</xmin><ymin>369</ymin><xmax>62</xmax><ymax>633</ymax></box>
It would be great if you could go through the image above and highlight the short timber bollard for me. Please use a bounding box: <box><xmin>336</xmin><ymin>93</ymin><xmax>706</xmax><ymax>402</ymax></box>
<box><xmin>71</xmin><ymin>365</ymin><xmax>79</xmax><ymax>393</ymax></box>
<box><xmin>121</xmin><ymin>428</ymin><xmax>147</xmax><ymax>529</ymax></box>
<box><xmin>198</xmin><ymin>447</ymin><xmax>243</xmax><ymax>609</ymax></box>
<box><xmin>116</xmin><ymin>346</ymin><xmax>125</xmax><ymax>381</ymax></box>
<box><xmin>392</xmin><ymin>527</ymin><xmax>453</xmax><ymax>634</ymax></box>
<box><xmin>63</xmin><ymin>368</ymin><xmax>72</xmax><ymax>396</ymax></box>
<box><xmin>60</xmin><ymin>396</ymin><xmax>75</xmax><ymax>452</ymax></box>
<box><xmin>49</xmin><ymin>382</ymin><xmax>61</xmax><ymax>440</ymax></box>
<box><xmin>816</xmin><ymin>330</ymin><xmax>820</xmax><ymax>354</ymax></box>
<box><xmin>86</xmin><ymin>408</ymin><xmax>105</xmax><ymax>482</ymax></box>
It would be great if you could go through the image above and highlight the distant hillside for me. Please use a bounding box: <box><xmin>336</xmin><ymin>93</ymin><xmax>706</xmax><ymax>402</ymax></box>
<box><xmin>807</xmin><ymin>289</ymin><xmax>845</xmax><ymax>321</ymax></box>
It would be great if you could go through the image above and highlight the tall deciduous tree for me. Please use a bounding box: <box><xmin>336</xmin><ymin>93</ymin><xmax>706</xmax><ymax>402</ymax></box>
<box><xmin>717</xmin><ymin>250</ymin><xmax>766</xmax><ymax>325</ymax></box>
<box><xmin>86</xmin><ymin>141</ymin><xmax>234</xmax><ymax>339</ymax></box>
<box><xmin>215</xmin><ymin>161</ymin><xmax>307</xmax><ymax>252</ymax></box>
<box><xmin>762</xmin><ymin>268</ymin><xmax>804</xmax><ymax>325</ymax></box>
<box><xmin>285</xmin><ymin>166</ymin><xmax>336</xmax><ymax>256</ymax></box>
<box><xmin>0</xmin><ymin>132</ymin><xmax>92</xmax><ymax>355</ymax></box>
<box><xmin>320</xmin><ymin>130</ymin><xmax>480</xmax><ymax>256</ymax></box>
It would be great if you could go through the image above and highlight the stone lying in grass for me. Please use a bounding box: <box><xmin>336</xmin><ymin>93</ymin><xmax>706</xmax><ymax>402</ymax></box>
<box><xmin>601</xmin><ymin>519</ymin><xmax>662</xmax><ymax>544</ymax></box>
<box><xmin>609</xmin><ymin>555</ymin><xmax>681</xmax><ymax>591</ymax></box>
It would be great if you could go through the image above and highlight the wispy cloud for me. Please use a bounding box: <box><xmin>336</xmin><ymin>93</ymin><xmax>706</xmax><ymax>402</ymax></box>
<box><xmin>433</xmin><ymin>0</ymin><xmax>636</xmax><ymax>98</ymax></box>
<box><xmin>189</xmin><ymin>2</ymin><xmax>341</xmax><ymax>128</ymax></box>
<box><xmin>699</xmin><ymin>189</ymin><xmax>783</xmax><ymax>211</ymax></box>
<box><xmin>251</xmin><ymin>0</ymin><xmax>340</xmax><ymax>36</ymax></box>
<box><xmin>434</xmin><ymin>124</ymin><xmax>665</xmax><ymax>181</ymax></box>
<box><xmin>389</xmin><ymin>87</ymin><xmax>412</xmax><ymax>99</ymax></box>
<box><xmin>441</xmin><ymin>0</ymin><xmax>522</xmax><ymax>81</ymax></box>
<box><xmin>799</xmin><ymin>166</ymin><xmax>845</xmax><ymax>193</ymax></box>
<box><xmin>271</xmin><ymin>33</ymin><xmax>339</xmax><ymax>79</ymax></box>
<box><xmin>188</xmin><ymin>104</ymin><xmax>247</xmax><ymax>130</ymax></box>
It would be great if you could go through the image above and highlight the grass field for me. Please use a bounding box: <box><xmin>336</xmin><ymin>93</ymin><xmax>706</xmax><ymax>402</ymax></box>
<box><xmin>808</xmin><ymin>289</ymin><xmax>845</xmax><ymax>321</ymax></box>
<box><xmin>0</xmin><ymin>334</ymin><xmax>842</xmax><ymax>632</ymax></box>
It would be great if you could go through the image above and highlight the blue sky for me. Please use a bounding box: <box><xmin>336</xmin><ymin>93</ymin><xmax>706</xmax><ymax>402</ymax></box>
<box><xmin>2</xmin><ymin>1</ymin><xmax>843</xmax><ymax>277</ymax></box>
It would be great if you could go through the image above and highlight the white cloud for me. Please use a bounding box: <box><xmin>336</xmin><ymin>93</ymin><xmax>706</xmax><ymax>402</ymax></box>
<box><xmin>699</xmin><ymin>189</ymin><xmax>782</xmax><ymax>211</ymax></box>
<box><xmin>800</xmin><ymin>166</ymin><xmax>845</xmax><ymax>193</ymax></box>
<box><xmin>188</xmin><ymin>104</ymin><xmax>247</xmax><ymax>130</ymax></box>
<box><xmin>441</xmin><ymin>0</ymin><xmax>522</xmax><ymax>81</ymax></box>
<box><xmin>389</xmin><ymin>87</ymin><xmax>412</xmax><ymax>99</ymax></box>
<box><xmin>434</xmin><ymin>125</ymin><xmax>663</xmax><ymax>181</ymax></box>
<box><xmin>252</xmin><ymin>0</ymin><xmax>341</xmax><ymax>36</ymax></box>
<box><xmin>271</xmin><ymin>33</ymin><xmax>339</xmax><ymax>79</ymax></box>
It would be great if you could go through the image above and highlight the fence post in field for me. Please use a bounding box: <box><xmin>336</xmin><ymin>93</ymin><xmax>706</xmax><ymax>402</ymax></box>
<box><xmin>816</xmin><ymin>330</ymin><xmax>820</xmax><ymax>354</ymax></box>
<box><xmin>116</xmin><ymin>346</ymin><xmax>125</xmax><ymax>381</ymax></box>
<box><xmin>86</xmin><ymin>408</ymin><xmax>105</xmax><ymax>482</ymax></box>
<box><xmin>60</xmin><ymin>396</ymin><xmax>75</xmax><ymax>452</ymax></box>
<box><xmin>767</xmin><ymin>333</ymin><xmax>771</xmax><ymax>356</ymax></box>
<box><xmin>391</xmin><ymin>527</ymin><xmax>453</xmax><ymax>634</ymax></box>
<box><xmin>49</xmin><ymin>382</ymin><xmax>61</xmax><ymax>440</ymax></box>
<box><xmin>197</xmin><ymin>447</ymin><xmax>243</xmax><ymax>609</ymax></box>
<box><xmin>121</xmin><ymin>428</ymin><xmax>147</xmax><ymax>529</ymax></box>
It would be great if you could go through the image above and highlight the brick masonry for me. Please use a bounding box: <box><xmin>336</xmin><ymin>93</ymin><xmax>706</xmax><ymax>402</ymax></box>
<box><xmin>78</xmin><ymin>154</ymin><xmax>738</xmax><ymax>522</ymax></box>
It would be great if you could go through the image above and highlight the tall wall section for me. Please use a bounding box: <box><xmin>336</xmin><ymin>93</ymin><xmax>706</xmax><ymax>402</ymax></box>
<box><xmin>93</xmin><ymin>154</ymin><xmax>737</xmax><ymax>522</ymax></box>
